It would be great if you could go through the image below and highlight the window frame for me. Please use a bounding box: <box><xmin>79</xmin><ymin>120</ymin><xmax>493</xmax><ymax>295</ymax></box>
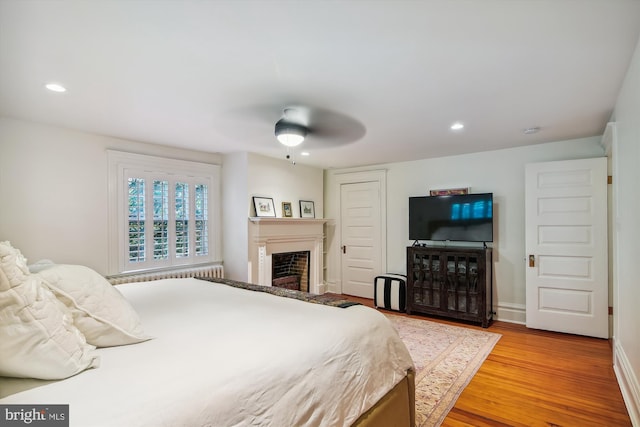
<box><xmin>108</xmin><ymin>150</ymin><xmax>221</xmax><ymax>275</ymax></box>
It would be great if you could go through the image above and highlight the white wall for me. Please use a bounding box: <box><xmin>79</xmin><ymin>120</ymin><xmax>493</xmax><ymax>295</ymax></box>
<box><xmin>222</xmin><ymin>152</ymin><xmax>249</xmax><ymax>281</ymax></box>
<box><xmin>325</xmin><ymin>137</ymin><xmax>604</xmax><ymax>323</ymax></box>
<box><xmin>247</xmin><ymin>153</ymin><xmax>323</xmax><ymax>219</ymax></box>
<box><xmin>0</xmin><ymin>117</ymin><xmax>221</xmax><ymax>274</ymax></box>
<box><xmin>611</xmin><ymin>34</ymin><xmax>640</xmax><ymax>425</ymax></box>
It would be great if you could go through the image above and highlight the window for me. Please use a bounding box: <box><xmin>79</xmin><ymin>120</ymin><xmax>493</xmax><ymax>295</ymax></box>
<box><xmin>108</xmin><ymin>151</ymin><xmax>221</xmax><ymax>274</ymax></box>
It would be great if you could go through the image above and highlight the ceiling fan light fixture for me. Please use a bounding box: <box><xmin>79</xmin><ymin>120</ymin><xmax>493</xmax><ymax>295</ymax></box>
<box><xmin>450</xmin><ymin>122</ymin><xmax>464</xmax><ymax>131</ymax></box>
<box><xmin>45</xmin><ymin>82</ymin><xmax>67</xmax><ymax>93</ymax></box>
<box><xmin>275</xmin><ymin>120</ymin><xmax>307</xmax><ymax>147</ymax></box>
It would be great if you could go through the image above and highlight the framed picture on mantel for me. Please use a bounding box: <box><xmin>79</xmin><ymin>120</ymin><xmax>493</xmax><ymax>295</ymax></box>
<box><xmin>282</xmin><ymin>202</ymin><xmax>293</xmax><ymax>217</ymax></box>
<box><xmin>299</xmin><ymin>200</ymin><xmax>315</xmax><ymax>218</ymax></box>
<box><xmin>253</xmin><ymin>197</ymin><xmax>276</xmax><ymax>217</ymax></box>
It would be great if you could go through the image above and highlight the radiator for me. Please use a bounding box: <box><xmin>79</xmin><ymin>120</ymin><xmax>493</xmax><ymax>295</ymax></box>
<box><xmin>107</xmin><ymin>264</ymin><xmax>224</xmax><ymax>285</ymax></box>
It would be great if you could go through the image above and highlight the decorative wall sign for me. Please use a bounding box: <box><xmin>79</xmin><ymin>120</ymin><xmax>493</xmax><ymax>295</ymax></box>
<box><xmin>429</xmin><ymin>187</ymin><xmax>469</xmax><ymax>196</ymax></box>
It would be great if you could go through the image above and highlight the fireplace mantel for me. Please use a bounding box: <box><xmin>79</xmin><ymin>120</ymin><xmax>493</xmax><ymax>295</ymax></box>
<box><xmin>247</xmin><ymin>217</ymin><xmax>328</xmax><ymax>294</ymax></box>
<box><xmin>249</xmin><ymin>217</ymin><xmax>328</xmax><ymax>225</ymax></box>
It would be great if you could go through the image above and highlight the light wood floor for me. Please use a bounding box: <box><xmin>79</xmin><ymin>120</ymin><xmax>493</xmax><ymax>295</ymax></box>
<box><xmin>341</xmin><ymin>295</ymin><xmax>632</xmax><ymax>426</ymax></box>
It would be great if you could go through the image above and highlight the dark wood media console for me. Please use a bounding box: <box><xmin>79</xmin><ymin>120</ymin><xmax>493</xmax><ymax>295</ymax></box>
<box><xmin>406</xmin><ymin>245</ymin><xmax>493</xmax><ymax>327</ymax></box>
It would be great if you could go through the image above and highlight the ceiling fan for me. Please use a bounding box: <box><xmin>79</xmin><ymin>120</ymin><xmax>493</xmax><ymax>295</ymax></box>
<box><xmin>271</xmin><ymin>105</ymin><xmax>366</xmax><ymax>150</ymax></box>
<box><xmin>220</xmin><ymin>103</ymin><xmax>366</xmax><ymax>149</ymax></box>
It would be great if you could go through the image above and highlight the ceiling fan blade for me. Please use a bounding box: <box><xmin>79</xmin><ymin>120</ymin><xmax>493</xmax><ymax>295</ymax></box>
<box><xmin>305</xmin><ymin>107</ymin><xmax>366</xmax><ymax>148</ymax></box>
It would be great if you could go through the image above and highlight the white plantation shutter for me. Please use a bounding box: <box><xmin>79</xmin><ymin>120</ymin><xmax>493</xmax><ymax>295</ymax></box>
<box><xmin>108</xmin><ymin>151</ymin><xmax>220</xmax><ymax>274</ymax></box>
<box><xmin>152</xmin><ymin>180</ymin><xmax>169</xmax><ymax>260</ymax></box>
<box><xmin>195</xmin><ymin>184</ymin><xmax>209</xmax><ymax>257</ymax></box>
<box><xmin>128</xmin><ymin>177</ymin><xmax>146</xmax><ymax>262</ymax></box>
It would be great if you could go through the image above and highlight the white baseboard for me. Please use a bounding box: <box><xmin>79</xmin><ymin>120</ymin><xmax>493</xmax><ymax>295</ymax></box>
<box><xmin>495</xmin><ymin>302</ymin><xmax>526</xmax><ymax>324</ymax></box>
<box><xmin>325</xmin><ymin>280</ymin><xmax>340</xmax><ymax>294</ymax></box>
<box><xmin>317</xmin><ymin>282</ymin><xmax>328</xmax><ymax>294</ymax></box>
<box><xmin>613</xmin><ymin>338</ymin><xmax>640</xmax><ymax>426</ymax></box>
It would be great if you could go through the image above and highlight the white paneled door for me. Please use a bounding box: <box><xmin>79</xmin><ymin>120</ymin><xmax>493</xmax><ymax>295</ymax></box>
<box><xmin>525</xmin><ymin>158</ymin><xmax>608</xmax><ymax>338</ymax></box>
<box><xmin>341</xmin><ymin>181</ymin><xmax>382</xmax><ymax>298</ymax></box>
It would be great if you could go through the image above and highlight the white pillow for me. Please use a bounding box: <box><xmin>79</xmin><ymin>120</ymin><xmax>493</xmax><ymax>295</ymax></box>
<box><xmin>28</xmin><ymin>258</ymin><xmax>56</xmax><ymax>274</ymax></box>
<box><xmin>0</xmin><ymin>241</ymin><xmax>29</xmax><ymax>286</ymax></box>
<box><xmin>0</xmin><ymin>248</ymin><xmax>100</xmax><ymax>380</ymax></box>
<box><xmin>37</xmin><ymin>264</ymin><xmax>150</xmax><ymax>347</ymax></box>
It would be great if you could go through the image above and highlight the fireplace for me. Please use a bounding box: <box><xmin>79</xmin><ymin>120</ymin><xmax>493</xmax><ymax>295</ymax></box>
<box><xmin>272</xmin><ymin>251</ymin><xmax>310</xmax><ymax>292</ymax></box>
<box><xmin>248</xmin><ymin>218</ymin><xmax>327</xmax><ymax>294</ymax></box>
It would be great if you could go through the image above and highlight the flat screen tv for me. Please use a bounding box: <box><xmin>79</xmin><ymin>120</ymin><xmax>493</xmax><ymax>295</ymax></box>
<box><xmin>409</xmin><ymin>193</ymin><xmax>493</xmax><ymax>243</ymax></box>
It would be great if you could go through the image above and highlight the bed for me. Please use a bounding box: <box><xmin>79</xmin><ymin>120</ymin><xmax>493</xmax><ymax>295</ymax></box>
<box><xmin>0</xmin><ymin>244</ymin><xmax>415</xmax><ymax>427</ymax></box>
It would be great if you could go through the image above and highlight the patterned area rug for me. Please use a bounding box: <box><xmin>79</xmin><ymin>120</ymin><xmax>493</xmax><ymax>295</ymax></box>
<box><xmin>385</xmin><ymin>314</ymin><xmax>501</xmax><ymax>427</ymax></box>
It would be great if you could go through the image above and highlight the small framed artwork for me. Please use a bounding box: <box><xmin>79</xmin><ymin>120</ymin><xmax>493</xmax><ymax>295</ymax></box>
<box><xmin>253</xmin><ymin>197</ymin><xmax>276</xmax><ymax>217</ymax></box>
<box><xmin>282</xmin><ymin>202</ymin><xmax>293</xmax><ymax>217</ymax></box>
<box><xmin>429</xmin><ymin>187</ymin><xmax>469</xmax><ymax>196</ymax></box>
<box><xmin>299</xmin><ymin>200</ymin><xmax>315</xmax><ymax>218</ymax></box>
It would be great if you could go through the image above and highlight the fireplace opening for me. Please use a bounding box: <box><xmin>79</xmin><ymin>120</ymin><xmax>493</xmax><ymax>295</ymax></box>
<box><xmin>272</xmin><ymin>251</ymin><xmax>310</xmax><ymax>292</ymax></box>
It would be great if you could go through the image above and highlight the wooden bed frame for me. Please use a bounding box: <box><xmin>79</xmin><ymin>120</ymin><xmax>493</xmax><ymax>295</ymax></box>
<box><xmin>353</xmin><ymin>369</ymin><xmax>415</xmax><ymax>427</ymax></box>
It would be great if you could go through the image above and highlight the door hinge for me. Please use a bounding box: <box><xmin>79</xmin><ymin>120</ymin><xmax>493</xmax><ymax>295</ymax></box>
<box><xmin>608</xmin><ymin>175</ymin><xmax>612</xmax><ymax>184</ymax></box>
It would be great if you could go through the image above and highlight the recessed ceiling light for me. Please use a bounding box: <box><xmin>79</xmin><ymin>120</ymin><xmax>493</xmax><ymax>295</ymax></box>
<box><xmin>450</xmin><ymin>122</ymin><xmax>464</xmax><ymax>131</ymax></box>
<box><xmin>300</xmin><ymin>152</ymin><xmax>310</xmax><ymax>156</ymax></box>
<box><xmin>45</xmin><ymin>83</ymin><xmax>66</xmax><ymax>93</ymax></box>
<box><xmin>523</xmin><ymin>127</ymin><xmax>540</xmax><ymax>135</ymax></box>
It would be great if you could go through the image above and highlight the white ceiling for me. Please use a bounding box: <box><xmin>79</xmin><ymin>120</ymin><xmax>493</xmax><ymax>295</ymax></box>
<box><xmin>1</xmin><ymin>1</ymin><xmax>639</xmax><ymax>169</ymax></box>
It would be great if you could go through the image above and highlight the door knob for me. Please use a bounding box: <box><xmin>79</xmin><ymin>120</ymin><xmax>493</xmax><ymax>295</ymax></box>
<box><xmin>529</xmin><ymin>254</ymin><xmax>535</xmax><ymax>267</ymax></box>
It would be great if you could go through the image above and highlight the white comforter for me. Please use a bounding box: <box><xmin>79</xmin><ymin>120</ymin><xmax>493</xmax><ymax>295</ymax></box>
<box><xmin>0</xmin><ymin>278</ymin><xmax>414</xmax><ymax>427</ymax></box>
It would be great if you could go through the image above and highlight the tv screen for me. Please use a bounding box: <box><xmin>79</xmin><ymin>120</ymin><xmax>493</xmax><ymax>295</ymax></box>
<box><xmin>409</xmin><ymin>193</ymin><xmax>493</xmax><ymax>242</ymax></box>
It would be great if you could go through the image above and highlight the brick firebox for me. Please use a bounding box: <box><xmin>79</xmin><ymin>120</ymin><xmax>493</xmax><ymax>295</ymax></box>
<box><xmin>272</xmin><ymin>251</ymin><xmax>310</xmax><ymax>292</ymax></box>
